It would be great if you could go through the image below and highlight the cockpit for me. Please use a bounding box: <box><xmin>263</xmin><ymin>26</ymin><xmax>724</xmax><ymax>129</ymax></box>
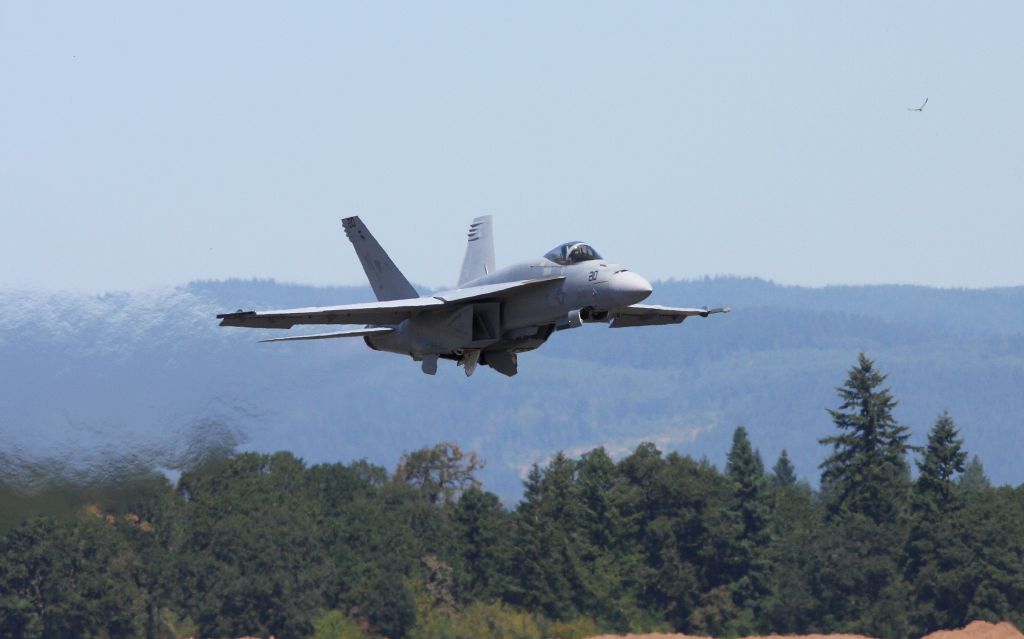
<box><xmin>543</xmin><ymin>242</ymin><xmax>603</xmax><ymax>266</ymax></box>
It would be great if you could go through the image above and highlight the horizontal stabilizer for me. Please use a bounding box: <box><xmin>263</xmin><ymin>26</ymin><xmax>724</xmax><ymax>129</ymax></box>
<box><xmin>258</xmin><ymin>327</ymin><xmax>394</xmax><ymax>343</ymax></box>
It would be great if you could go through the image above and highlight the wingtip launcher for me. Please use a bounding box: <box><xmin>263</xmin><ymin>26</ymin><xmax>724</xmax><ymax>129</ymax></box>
<box><xmin>703</xmin><ymin>306</ymin><xmax>731</xmax><ymax>317</ymax></box>
<box><xmin>216</xmin><ymin>310</ymin><xmax>256</xmax><ymax>326</ymax></box>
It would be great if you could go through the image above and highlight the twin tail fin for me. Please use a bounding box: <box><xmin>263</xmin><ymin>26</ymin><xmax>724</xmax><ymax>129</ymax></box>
<box><xmin>342</xmin><ymin>216</ymin><xmax>418</xmax><ymax>302</ymax></box>
<box><xmin>458</xmin><ymin>215</ymin><xmax>495</xmax><ymax>286</ymax></box>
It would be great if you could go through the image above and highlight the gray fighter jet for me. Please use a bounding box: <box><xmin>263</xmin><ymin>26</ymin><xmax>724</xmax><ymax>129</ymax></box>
<box><xmin>217</xmin><ymin>216</ymin><xmax>729</xmax><ymax>377</ymax></box>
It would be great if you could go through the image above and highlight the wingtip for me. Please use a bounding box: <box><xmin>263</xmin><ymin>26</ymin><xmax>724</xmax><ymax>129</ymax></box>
<box><xmin>216</xmin><ymin>310</ymin><xmax>254</xmax><ymax>319</ymax></box>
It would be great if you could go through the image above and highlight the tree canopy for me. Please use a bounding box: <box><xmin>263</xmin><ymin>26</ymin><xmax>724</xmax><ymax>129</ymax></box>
<box><xmin>1</xmin><ymin>354</ymin><xmax>1022</xmax><ymax>639</ymax></box>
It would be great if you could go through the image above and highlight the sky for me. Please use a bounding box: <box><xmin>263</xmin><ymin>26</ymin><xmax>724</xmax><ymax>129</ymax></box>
<box><xmin>2</xmin><ymin>2</ymin><xmax>1022</xmax><ymax>293</ymax></box>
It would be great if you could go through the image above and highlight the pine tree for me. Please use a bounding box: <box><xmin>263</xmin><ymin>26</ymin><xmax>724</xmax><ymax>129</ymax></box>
<box><xmin>452</xmin><ymin>487</ymin><xmax>510</xmax><ymax>600</ymax></box>
<box><xmin>957</xmin><ymin>455</ymin><xmax>991</xmax><ymax>493</ymax></box>
<box><xmin>576</xmin><ymin>447</ymin><xmax>622</xmax><ymax>550</ymax></box>
<box><xmin>819</xmin><ymin>353</ymin><xmax>915</xmax><ymax>523</ymax></box>
<box><xmin>724</xmin><ymin>426</ymin><xmax>771</xmax><ymax>633</ymax></box>
<box><xmin>771</xmin><ymin>450</ymin><xmax>797</xmax><ymax>488</ymax></box>
<box><xmin>916</xmin><ymin>411</ymin><xmax>967</xmax><ymax>513</ymax></box>
<box><xmin>574</xmin><ymin>447</ymin><xmax>639</xmax><ymax>630</ymax></box>
<box><xmin>508</xmin><ymin>458</ymin><xmax>578</xmax><ymax>619</ymax></box>
<box><xmin>906</xmin><ymin>412</ymin><xmax>970</xmax><ymax>631</ymax></box>
<box><xmin>726</xmin><ymin>426</ymin><xmax>770</xmax><ymax>543</ymax></box>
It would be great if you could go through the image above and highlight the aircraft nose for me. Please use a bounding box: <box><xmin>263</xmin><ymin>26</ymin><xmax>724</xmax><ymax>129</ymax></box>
<box><xmin>609</xmin><ymin>270</ymin><xmax>652</xmax><ymax>306</ymax></box>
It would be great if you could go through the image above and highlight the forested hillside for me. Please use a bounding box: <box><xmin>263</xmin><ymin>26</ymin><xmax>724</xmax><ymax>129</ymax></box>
<box><xmin>2</xmin><ymin>277</ymin><xmax>1022</xmax><ymax>498</ymax></box>
<box><xmin>2</xmin><ymin>355</ymin><xmax>1022</xmax><ymax>638</ymax></box>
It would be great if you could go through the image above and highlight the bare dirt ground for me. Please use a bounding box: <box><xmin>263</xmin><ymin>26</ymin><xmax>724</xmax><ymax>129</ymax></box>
<box><xmin>584</xmin><ymin>634</ymin><xmax>872</xmax><ymax>639</ymax></box>
<box><xmin>922</xmin><ymin>622</ymin><xmax>1024</xmax><ymax>639</ymax></box>
<box><xmin>586</xmin><ymin>620</ymin><xmax>1023</xmax><ymax>639</ymax></box>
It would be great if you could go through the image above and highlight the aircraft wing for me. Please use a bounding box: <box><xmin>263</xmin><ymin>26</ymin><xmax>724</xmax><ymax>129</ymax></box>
<box><xmin>433</xmin><ymin>276</ymin><xmax>563</xmax><ymax>303</ymax></box>
<box><xmin>217</xmin><ymin>277</ymin><xmax>565</xmax><ymax>329</ymax></box>
<box><xmin>217</xmin><ymin>297</ymin><xmax>444</xmax><ymax>329</ymax></box>
<box><xmin>609</xmin><ymin>304</ymin><xmax>731</xmax><ymax>328</ymax></box>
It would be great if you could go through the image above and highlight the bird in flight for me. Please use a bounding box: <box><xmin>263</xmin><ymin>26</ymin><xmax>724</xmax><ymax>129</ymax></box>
<box><xmin>908</xmin><ymin>97</ymin><xmax>928</xmax><ymax>112</ymax></box>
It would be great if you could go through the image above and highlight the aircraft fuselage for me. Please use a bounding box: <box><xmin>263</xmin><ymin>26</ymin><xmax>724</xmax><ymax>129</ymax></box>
<box><xmin>364</xmin><ymin>258</ymin><xmax>653</xmax><ymax>364</ymax></box>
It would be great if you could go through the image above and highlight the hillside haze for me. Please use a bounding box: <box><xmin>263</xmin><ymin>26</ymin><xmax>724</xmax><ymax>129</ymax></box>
<box><xmin>2</xmin><ymin>277</ymin><xmax>1022</xmax><ymax>498</ymax></box>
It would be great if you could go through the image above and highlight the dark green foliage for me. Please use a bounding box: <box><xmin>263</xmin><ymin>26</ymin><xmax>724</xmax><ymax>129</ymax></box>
<box><xmin>452</xmin><ymin>487</ymin><xmax>511</xmax><ymax>601</ymax></box>
<box><xmin>724</xmin><ymin>426</ymin><xmax>772</xmax><ymax>633</ymax></box>
<box><xmin>571</xmin><ymin>447</ymin><xmax>640</xmax><ymax>630</ymax></box>
<box><xmin>772</xmin><ymin>449</ymin><xmax>797</xmax><ymax>488</ymax></box>
<box><xmin>2</xmin><ymin>357</ymin><xmax>1024</xmax><ymax>638</ymax></box>
<box><xmin>809</xmin><ymin>514</ymin><xmax>914</xmax><ymax>639</ymax></box>
<box><xmin>916</xmin><ymin>411</ymin><xmax>968</xmax><ymax>512</ymax></box>
<box><xmin>174</xmin><ymin>452</ymin><xmax>333</xmax><ymax>638</ymax></box>
<box><xmin>761</xmin><ymin>481</ymin><xmax>821</xmax><ymax>634</ymax></box>
<box><xmin>621</xmin><ymin>448</ymin><xmax>736</xmax><ymax>633</ymax></box>
<box><xmin>905</xmin><ymin>411</ymin><xmax>971</xmax><ymax>632</ymax></box>
<box><xmin>959</xmin><ymin>455</ymin><xmax>992</xmax><ymax>493</ymax></box>
<box><xmin>819</xmin><ymin>353</ymin><xmax>915</xmax><ymax>524</ymax></box>
<box><xmin>0</xmin><ymin>516</ymin><xmax>149</xmax><ymax>638</ymax></box>
<box><xmin>395</xmin><ymin>442</ymin><xmax>484</xmax><ymax>507</ymax></box>
<box><xmin>507</xmin><ymin>456</ymin><xmax>580</xmax><ymax>620</ymax></box>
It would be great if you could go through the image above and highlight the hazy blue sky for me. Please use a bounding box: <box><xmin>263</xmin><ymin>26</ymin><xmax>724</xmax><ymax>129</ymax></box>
<box><xmin>2</xmin><ymin>2</ymin><xmax>1022</xmax><ymax>292</ymax></box>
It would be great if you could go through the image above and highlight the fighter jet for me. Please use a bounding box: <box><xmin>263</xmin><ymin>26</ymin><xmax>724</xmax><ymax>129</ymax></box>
<box><xmin>217</xmin><ymin>216</ymin><xmax>729</xmax><ymax>377</ymax></box>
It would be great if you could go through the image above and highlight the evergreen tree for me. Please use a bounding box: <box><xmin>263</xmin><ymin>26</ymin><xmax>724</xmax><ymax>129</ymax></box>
<box><xmin>724</xmin><ymin>426</ymin><xmax>771</xmax><ymax>633</ymax></box>
<box><xmin>726</xmin><ymin>427</ymin><xmax>770</xmax><ymax>548</ymax></box>
<box><xmin>960</xmin><ymin>487</ymin><xmax>1024</xmax><ymax>627</ymax></box>
<box><xmin>958</xmin><ymin>455</ymin><xmax>991</xmax><ymax>493</ymax></box>
<box><xmin>508</xmin><ymin>459</ymin><xmax>578</xmax><ymax>619</ymax></box>
<box><xmin>906</xmin><ymin>412</ymin><xmax>970</xmax><ymax>632</ymax></box>
<box><xmin>916</xmin><ymin>411</ymin><xmax>968</xmax><ymax>513</ymax></box>
<box><xmin>771</xmin><ymin>450</ymin><xmax>797</xmax><ymax>488</ymax></box>
<box><xmin>176</xmin><ymin>452</ymin><xmax>332</xmax><ymax>638</ymax></box>
<box><xmin>809</xmin><ymin>513</ymin><xmax>914</xmax><ymax>639</ymax></box>
<box><xmin>817</xmin><ymin>355</ymin><xmax>917</xmax><ymax>637</ymax></box>
<box><xmin>576</xmin><ymin>447</ymin><xmax>622</xmax><ymax>551</ymax></box>
<box><xmin>452</xmin><ymin>487</ymin><xmax>510</xmax><ymax>601</ymax></box>
<box><xmin>819</xmin><ymin>353</ymin><xmax>915</xmax><ymax>523</ymax></box>
<box><xmin>761</xmin><ymin>479</ymin><xmax>821</xmax><ymax>634</ymax></box>
<box><xmin>574</xmin><ymin>447</ymin><xmax>639</xmax><ymax>630</ymax></box>
<box><xmin>6</xmin><ymin>425</ymin><xmax>1023</xmax><ymax>639</ymax></box>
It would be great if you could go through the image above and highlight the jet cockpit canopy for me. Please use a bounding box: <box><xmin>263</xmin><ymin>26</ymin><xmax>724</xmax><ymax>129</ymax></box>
<box><xmin>543</xmin><ymin>242</ymin><xmax>602</xmax><ymax>266</ymax></box>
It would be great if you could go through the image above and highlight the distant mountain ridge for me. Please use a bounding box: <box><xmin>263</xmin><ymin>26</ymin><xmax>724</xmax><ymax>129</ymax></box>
<box><xmin>2</xmin><ymin>277</ymin><xmax>1022</xmax><ymax>499</ymax></box>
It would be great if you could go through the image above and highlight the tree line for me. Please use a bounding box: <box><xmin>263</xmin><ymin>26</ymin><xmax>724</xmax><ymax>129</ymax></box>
<box><xmin>1</xmin><ymin>354</ymin><xmax>1022</xmax><ymax>639</ymax></box>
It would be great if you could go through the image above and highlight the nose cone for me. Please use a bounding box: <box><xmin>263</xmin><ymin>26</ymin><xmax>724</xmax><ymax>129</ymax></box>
<box><xmin>609</xmin><ymin>270</ymin><xmax>652</xmax><ymax>307</ymax></box>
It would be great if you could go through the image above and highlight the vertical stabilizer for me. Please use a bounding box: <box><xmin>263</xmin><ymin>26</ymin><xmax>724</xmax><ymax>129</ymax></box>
<box><xmin>458</xmin><ymin>215</ymin><xmax>495</xmax><ymax>286</ymax></box>
<box><xmin>342</xmin><ymin>217</ymin><xmax>418</xmax><ymax>301</ymax></box>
